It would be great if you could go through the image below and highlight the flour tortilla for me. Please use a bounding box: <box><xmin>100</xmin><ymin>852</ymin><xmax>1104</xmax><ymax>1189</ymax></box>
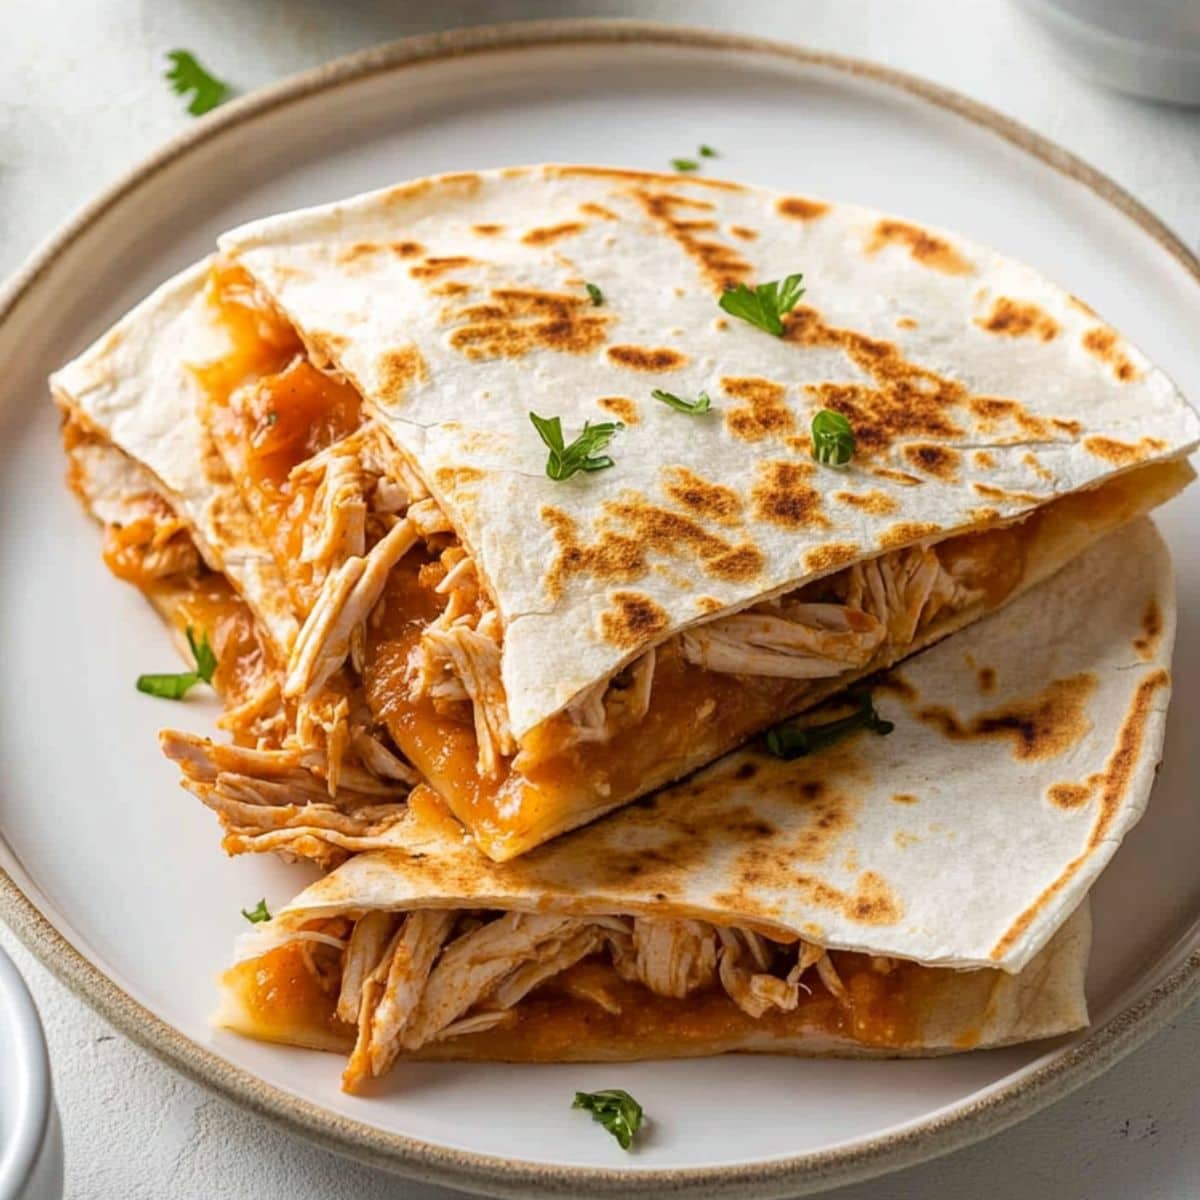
<box><xmin>220</xmin><ymin>165</ymin><xmax>1199</xmax><ymax>739</ymax></box>
<box><xmin>229</xmin><ymin>518</ymin><xmax>1172</xmax><ymax>977</ymax></box>
<box><xmin>50</xmin><ymin>262</ymin><xmax>297</xmax><ymax>659</ymax></box>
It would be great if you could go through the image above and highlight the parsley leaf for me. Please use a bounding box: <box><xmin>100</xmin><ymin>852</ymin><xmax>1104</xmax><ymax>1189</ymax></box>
<box><xmin>573</xmin><ymin>1089</ymin><xmax>645</xmax><ymax>1150</ymax></box>
<box><xmin>699</xmin><ymin>144</ymin><xmax>718</xmax><ymax>157</ymax></box>
<box><xmin>585</xmin><ymin>282</ymin><xmax>604</xmax><ymax>306</ymax></box>
<box><xmin>718</xmin><ymin>273</ymin><xmax>806</xmax><ymax>336</ymax></box>
<box><xmin>241</xmin><ymin>899</ymin><xmax>272</xmax><ymax>924</ymax></box>
<box><xmin>530</xmin><ymin>413</ymin><xmax>623</xmax><ymax>481</ymax></box>
<box><xmin>136</xmin><ymin>626</ymin><xmax>218</xmax><ymax>700</ymax></box>
<box><xmin>165</xmin><ymin>50</ymin><xmax>231</xmax><ymax>117</ymax></box>
<box><xmin>652</xmin><ymin>388</ymin><xmax>713</xmax><ymax>416</ymax></box>
<box><xmin>764</xmin><ymin>689</ymin><xmax>894</xmax><ymax>761</ymax></box>
<box><xmin>671</xmin><ymin>158</ymin><xmax>699</xmax><ymax>173</ymax></box>
<box><xmin>810</xmin><ymin>409</ymin><xmax>856</xmax><ymax>467</ymax></box>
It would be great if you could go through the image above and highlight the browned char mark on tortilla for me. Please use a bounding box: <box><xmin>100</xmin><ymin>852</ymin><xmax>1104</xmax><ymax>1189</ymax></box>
<box><xmin>785</xmin><ymin>306</ymin><xmax>967</xmax><ymax>456</ymax></box>
<box><xmin>631</xmin><ymin>188</ymin><xmax>754</xmax><ymax>292</ymax></box>
<box><xmin>833</xmin><ymin>489</ymin><xmax>899</xmax><ymax>517</ymax></box>
<box><xmin>521</xmin><ymin>221</ymin><xmax>586</xmax><ymax>246</ymax></box>
<box><xmin>722</xmin><ymin>376</ymin><xmax>795</xmax><ymax>443</ymax></box>
<box><xmin>598</xmin><ymin>590</ymin><xmax>670</xmax><ymax>649</ymax></box>
<box><xmin>975</xmin><ymin>297</ymin><xmax>1059</xmax><ymax>342</ymax></box>
<box><xmin>902</xmin><ymin>443</ymin><xmax>961</xmax><ymax>482</ymax></box>
<box><xmin>539</xmin><ymin>496</ymin><xmax>764</xmax><ymax>601</ymax></box>
<box><xmin>1082</xmin><ymin>436</ymin><xmax>1166</xmax><ymax>467</ymax></box>
<box><xmin>597</xmin><ymin>396</ymin><xmax>641</xmax><ymax>424</ymax></box>
<box><xmin>1082</xmin><ymin>326</ymin><xmax>1140</xmax><ymax>382</ymax></box>
<box><xmin>916</xmin><ymin>673</ymin><xmax>1098</xmax><ymax>762</ymax></box>
<box><xmin>448</xmin><ymin>288</ymin><xmax>611</xmax><ymax>359</ymax></box>
<box><xmin>1133</xmin><ymin>597</ymin><xmax>1164</xmax><ymax>661</ymax></box>
<box><xmin>776</xmin><ymin>196</ymin><xmax>830</xmax><ymax>222</ymax></box>
<box><xmin>661</xmin><ymin>466</ymin><xmax>743</xmax><ymax>526</ymax></box>
<box><xmin>750</xmin><ymin>461</ymin><xmax>829</xmax><ymax>530</ymax></box>
<box><xmin>866</xmin><ymin>219</ymin><xmax>973</xmax><ymax>275</ymax></box>
<box><xmin>606</xmin><ymin>344</ymin><xmax>689</xmax><ymax>373</ymax></box>
<box><xmin>990</xmin><ymin>668</ymin><xmax>1169</xmax><ymax>958</ymax></box>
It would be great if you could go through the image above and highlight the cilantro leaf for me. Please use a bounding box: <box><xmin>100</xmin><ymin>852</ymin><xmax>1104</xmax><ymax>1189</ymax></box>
<box><xmin>718</xmin><ymin>273</ymin><xmax>806</xmax><ymax>336</ymax></box>
<box><xmin>764</xmin><ymin>689</ymin><xmax>894</xmax><ymax>760</ymax></box>
<box><xmin>241</xmin><ymin>899</ymin><xmax>272</xmax><ymax>924</ymax></box>
<box><xmin>165</xmin><ymin>50</ymin><xmax>231</xmax><ymax>117</ymax></box>
<box><xmin>652</xmin><ymin>388</ymin><xmax>713</xmax><ymax>416</ymax></box>
<box><xmin>671</xmin><ymin>158</ymin><xmax>699</xmax><ymax>173</ymax></box>
<box><xmin>530</xmin><ymin>413</ymin><xmax>623</xmax><ymax>481</ymax></box>
<box><xmin>810</xmin><ymin>409</ymin><xmax>856</xmax><ymax>467</ymax></box>
<box><xmin>585</xmin><ymin>282</ymin><xmax>604</xmax><ymax>306</ymax></box>
<box><xmin>136</xmin><ymin>626</ymin><xmax>218</xmax><ymax>700</ymax></box>
<box><xmin>572</xmin><ymin>1089</ymin><xmax>645</xmax><ymax>1150</ymax></box>
<box><xmin>698</xmin><ymin>144</ymin><xmax>718</xmax><ymax>157</ymax></box>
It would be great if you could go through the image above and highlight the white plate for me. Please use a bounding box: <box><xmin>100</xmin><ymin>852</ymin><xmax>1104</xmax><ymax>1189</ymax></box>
<box><xmin>1</xmin><ymin>21</ymin><xmax>1198</xmax><ymax>1200</ymax></box>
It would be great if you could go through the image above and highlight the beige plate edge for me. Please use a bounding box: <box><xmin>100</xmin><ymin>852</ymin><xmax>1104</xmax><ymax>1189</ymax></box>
<box><xmin>1</xmin><ymin>18</ymin><xmax>1199</xmax><ymax>1200</ymax></box>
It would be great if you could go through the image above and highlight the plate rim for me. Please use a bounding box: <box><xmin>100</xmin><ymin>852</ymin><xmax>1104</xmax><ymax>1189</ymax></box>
<box><xmin>2</xmin><ymin>17</ymin><xmax>1199</xmax><ymax>1199</ymax></box>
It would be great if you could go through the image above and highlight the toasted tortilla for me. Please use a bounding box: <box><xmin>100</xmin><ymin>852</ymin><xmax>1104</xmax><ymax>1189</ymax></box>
<box><xmin>50</xmin><ymin>261</ymin><xmax>298</xmax><ymax>660</ymax></box>
<box><xmin>220</xmin><ymin>166</ymin><xmax>1198</xmax><ymax>738</ymax></box>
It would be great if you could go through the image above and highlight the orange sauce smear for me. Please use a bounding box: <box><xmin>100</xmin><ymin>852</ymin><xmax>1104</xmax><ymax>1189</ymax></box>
<box><xmin>224</xmin><ymin>938</ymin><xmax>934</xmax><ymax>1058</ymax></box>
<box><xmin>196</xmin><ymin>264</ymin><xmax>364</xmax><ymax>608</ymax></box>
<box><xmin>363</xmin><ymin>557</ymin><xmax>813</xmax><ymax>857</ymax></box>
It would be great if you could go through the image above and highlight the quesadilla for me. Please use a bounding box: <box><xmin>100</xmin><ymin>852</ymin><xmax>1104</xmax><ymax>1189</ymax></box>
<box><xmin>53</xmin><ymin>282</ymin><xmax>415</xmax><ymax>862</ymax></box>
<box><xmin>204</xmin><ymin>166</ymin><xmax>1196</xmax><ymax>860</ymax></box>
<box><xmin>216</xmin><ymin>519</ymin><xmax>1171</xmax><ymax>1088</ymax></box>
<box><xmin>53</xmin><ymin>167</ymin><xmax>1198</xmax><ymax>862</ymax></box>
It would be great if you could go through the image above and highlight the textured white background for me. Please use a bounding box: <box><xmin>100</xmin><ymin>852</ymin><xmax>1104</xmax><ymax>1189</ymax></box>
<box><xmin>2</xmin><ymin>2</ymin><xmax>1199</xmax><ymax>1197</ymax></box>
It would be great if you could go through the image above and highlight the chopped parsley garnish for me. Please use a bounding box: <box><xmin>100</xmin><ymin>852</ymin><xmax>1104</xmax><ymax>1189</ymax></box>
<box><xmin>530</xmin><ymin>413</ymin><xmax>623</xmax><ymax>481</ymax></box>
<box><xmin>165</xmin><ymin>50</ymin><xmax>231</xmax><ymax>117</ymax></box>
<box><xmin>241</xmin><ymin>899</ymin><xmax>272</xmax><ymax>924</ymax></box>
<box><xmin>671</xmin><ymin>158</ymin><xmax>699</xmax><ymax>173</ymax></box>
<box><xmin>585</xmin><ymin>282</ymin><xmax>604</xmax><ymax>306</ymax></box>
<box><xmin>699</xmin><ymin>144</ymin><xmax>718</xmax><ymax>157</ymax></box>
<box><xmin>718</xmin><ymin>273</ymin><xmax>805</xmax><ymax>337</ymax></box>
<box><xmin>810</xmin><ymin>409</ymin><xmax>856</xmax><ymax>467</ymax></box>
<box><xmin>265</xmin><ymin>410</ymin><xmax>278</xmax><ymax>426</ymax></box>
<box><xmin>135</xmin><ymin>627</ymin><xmax>218</xmax><ymax>700</ymax></box>
<box><xmin>652</xmin><ymin>388</ymin><xmax>713</xmax><ymax>416</ymax></box>
<box><xmin>764</xmin><ymin>689</ymin><xmax>894</xmax><ymax>760</ymax></box>
<box><xmin>572</xmin><ymin>1089</ymin><xmax>645</xmax><ymax>1150</ymax></box>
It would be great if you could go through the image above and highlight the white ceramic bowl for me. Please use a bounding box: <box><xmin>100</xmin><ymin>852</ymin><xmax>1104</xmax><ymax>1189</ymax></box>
<box><xmin>0</xmin><ymin>946</ymin><xmax>60</xmax><ymax>1200</ymax></box>
<box><xmin>1018</xmin><ymin>0</ymin><xmax>1200</xmax><ymax>105</ymax></box>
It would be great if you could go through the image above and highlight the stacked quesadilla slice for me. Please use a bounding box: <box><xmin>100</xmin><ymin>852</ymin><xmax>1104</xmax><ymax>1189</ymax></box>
<box><xmin>48</xmin><ymin>166</ymin><xmax>1197</xmax><ymax>1093</ymax></box>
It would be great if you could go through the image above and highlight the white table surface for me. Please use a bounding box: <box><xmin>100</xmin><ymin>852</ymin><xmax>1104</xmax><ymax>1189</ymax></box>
<box><xmin>2</xmin><ymin>1</ymin><xmax>1199</xmax><ymax>1196</ymax></box>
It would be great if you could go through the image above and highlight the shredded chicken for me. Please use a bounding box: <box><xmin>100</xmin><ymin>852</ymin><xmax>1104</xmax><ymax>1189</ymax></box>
<box><xmin>286</xmin><ymin>516</ymin><xmax>419</xmax><ymax>703</ymax></box>
<box><xmin>680</xmin><ymin>604</ymin><xmax>886</xmax><ymax>678</ymax></box>
<box><xmin>615</xmin><ymin>919</ymin><xmax>718</xmax><ymax>999</ymax></box>
<box><xmin>299</xmin><ymin>450</ymin><xmax>367</xmax><ymax>572</ymax></box>
<box><xmin>331</xmin><ymin>911</ymin><xmax>853</xmax><ymax>1089</ymax></box>
<box><xmin>842</xmin><ymin>545</ymin><xmax>981</xmax><ymax>648</ymax></box>
<box><xmin>561</xmin><ymin>649</ymin><xmax>657</xmax><ymax>747</ymax></box>
<box><xmin>161</xmin><ymin>729</ymin><xmax>409</xmax><ymax>868</ymax></box>
<box><xmin>344</xmin><ymin>910</ymin><xmax>457</xmax><ymax>1088</ymax></box>
<box><xmin>419</xmin><ymin>623</ymin><xmax>515</xmax><ymax>777</ymax></box>
<box><xmin>336</xmin><ymin>911</ymin><xmax>398</xmax><ymax>1023</ymax></box>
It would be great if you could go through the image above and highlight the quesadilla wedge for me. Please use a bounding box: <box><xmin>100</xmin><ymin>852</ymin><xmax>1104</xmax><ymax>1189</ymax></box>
<box><xmin>52</xmin><ymin>265</ymin><xmax>419</xmax><ymax>822</ymax></box>
<box><xmin>62</xmin><ymin>421</ymin><xmax>413</xmax><ymax>866</ymax></box>
<box><xmin>199</xmin><ymin>166</ymin><xmax>1196</xmax><ymax>859</ymax></box>
<box><xmin>215</xmin><ymin>519</ymin><xmax>1171</xmax><ymax>1088</ymax></box>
